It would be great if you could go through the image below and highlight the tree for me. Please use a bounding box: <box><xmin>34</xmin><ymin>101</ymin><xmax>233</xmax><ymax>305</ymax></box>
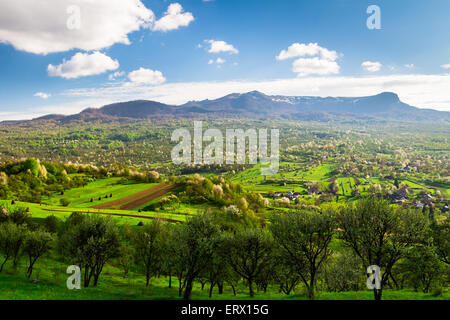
<box><xmin>272</xmin><ymin>247</ymin><xmax>301</xmax><ymax>295</ymax></box>
<box><xmin>23</xmin><ymin>230</ymin><xmax>54</xmax><ymax>278</ymax></box>
<box><xmin>163</xmin><ymin>225</ymin><xmax>188</xmax><ymax>296</ymax></box>
<box><xmin>132</xmin><ymin>219</ymin><xmax>165</xmax><ymax>286</ymax></box>
<box><xmin>321</xmin><ymin>251</ymin><xmax>364</xmax><ymax>292</ymax></box>
<box><xmin>179</xmin><ymin>213</ymin><xmax>221</xmax><ymax>300</ymax></box>
<box><xmin>431</xmin><ymin>218</ymin><xmax>450</xmax><ymax>265</ymax></box>
<box><xmin>271</xmin><ymin>210</ymin><xmax>335</xmax><ymax>299</ymax></box>
<box><xmin>337</xmin><ymin>197</ymin><xmax>429</xmax><ymax>300</ymax></box>
<box><xmin>0</xmin><ymin>222</ymin><xmax>27</xmax><ymax>272</ymax></box>
<box><xmin>58</xmin><ymin>214</ymin><xmax>120</xmax><ymax>287</ymax></box>
<box><xmin>396</xmin><ymin>245</ymin><xmax>444</xmax><ymax>293</ymax></box>
<box><xmin>116</xmin><ymin>245</ymin><xmax>135</xmax><ymax>278</ymax></box>
<box><xmin>220</xmin><ymin>227</ymin><xmax>273</xmax><ymax>297</ymax></box>
<box><xmin>42</xmin><ymin>215</ymin><xmax>63</xmax><ymax>234</ymax></box>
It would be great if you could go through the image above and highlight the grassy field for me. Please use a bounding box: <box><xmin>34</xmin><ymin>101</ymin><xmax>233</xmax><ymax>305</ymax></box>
<box><xmin>0</xmin><ymin>256</ymin><xmax>447</xmax><ymax>300</ymax></box>
<box><xmin>43</xmin><ymin>178</ymin><xmax>159</xmax><ymax>208</ymax></box>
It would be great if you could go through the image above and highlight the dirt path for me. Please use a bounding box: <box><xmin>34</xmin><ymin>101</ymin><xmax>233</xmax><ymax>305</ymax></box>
<box><xmin>91</xmin><ymin>184</ymin><xmax>180</xmax><ymax>210</ymax></box>
<box><xmin>41</xmin><ymin>208</ymin><xmax>183</xmax><ymax>224</ymax></box>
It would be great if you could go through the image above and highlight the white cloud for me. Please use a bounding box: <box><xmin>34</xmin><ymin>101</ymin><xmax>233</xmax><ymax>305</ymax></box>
<box><xmin>277</xmin><ymin>43</ymin><xmax>340</xmax><ymax>77</ymax></box>
<box><xmin>0</xmin><ymin>0</ymin><xmax>154</xmax><ymax>55</ymax></box>
<box><xmin>276</xmin><ymin>43</ymin><xmax>338</xmax><ymax>61</ymax></box>
<box><xmin>292</xmin><ymin>57</ymin><xmax>340</xmax><ymax>77</ymax></box>
<box><xmin>205</xmin><ymin>40</ymin><xmax>238</xmax><ymax>54</ymax></box>
<box><xmin>109</xmin><ymin>71</ymin><xmax>125</xmax><ymax>81</ymax></box>
<box><xmin>362</xmin><ymin>61</ymin><xmax>382</xmax><ymax>72</ymax></box>
<box><xmin>208</xmin><ymin>57</ymin><xmax>226</xmax><ymax>65</ymax></box>
<box><xmin>441</xmin><ymin>64</ymin><xmax>450</xmax><ymax>69</ymax></box>
<box><xmin>152</xmin><ymin>3</ymin><xmax>194</xmax><ymax>32</ymax></box>
<box><xmin>48</xmin><ymin>52</ymin><xmax>119</xmax><ymax>79</ymax></box>
<box><xmin>404</xmin><ymin>64</ymin><xmax>414</xmax><ymax>69</ymax></box>
<box><xmin>127</xmin><ymin>67</ymin><xmax>166</xmax><ymax>85</ymax></box>
<box><xmin>34</xmin><ymin>92</ymin><xmax>51</xmax><ymax>99</ymax></box>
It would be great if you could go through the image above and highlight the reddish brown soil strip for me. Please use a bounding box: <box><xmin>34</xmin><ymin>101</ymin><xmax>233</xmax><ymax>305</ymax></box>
<box><xmin>326</xmin><ymin>178</ymin><xmax>337</xmax><ymax>182</ymax></box>
<box><xmin>41</xmin><ymin>208</ymin><xmax>183</xmax><ymax>224</ymax></box>
<box><xmin>353</xmin><ymin>177</ymin><xmax>361</xmax><ymax>185</ymax></box>
<box><xmin>91</xmin><ymin>184</ymin><xmax>179</xmax><ymax>210</ymax></box>
<box><xmin>119</xmin><ymin>184</ymin><xmax>180</xmax><ymax>210</ymax></box>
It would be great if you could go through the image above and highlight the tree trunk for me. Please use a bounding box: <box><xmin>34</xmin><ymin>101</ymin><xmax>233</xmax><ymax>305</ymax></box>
<box><xmin>209</xmin><ymin>282</ymin><xmax>215</xmax><ymax>298</ymax></box>
<box><xmin>373</xmin><ymin>288</ymin><xmax>382</xmax><ymax>301</ymax></box>
<box><xmin>183</xmin><ymin>275</ymin><xmax>195</xmax><ymax>300</ymax></box>
<box><xmin>248</xmin><ymin>279</ymin><xmax>254</xmax><ymax>297</ymax></box>
<box><xmin>168</xmin><ymin>272</ymin><xmax>172</xmax><ymax>288</ymax></box>
<box><xmin>0</xmin><ymin>255</ymin><xmax>9</xmax><ymax>273</ymax></box>
<box><xmin>231</xmin><ymin>284</ymin><xmax>237</xmax><ymax>296</ymax></box>
<box><xmin>218</xmin><ymin>282</ymin><xmax>223</xmax><ymax>294</ymax></box>
<box><xmin>308</xmin><ymin>273</ymin><xmax>316</xmax><ymax>300</ymax></box>
<box><xmin>146</xmin><ymin>271</ymin><xmax>150</xmax><ymax>287</ymax></box>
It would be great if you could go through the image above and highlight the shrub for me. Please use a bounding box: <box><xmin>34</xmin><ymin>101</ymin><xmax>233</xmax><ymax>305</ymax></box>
<box><xmin>42</xmin><ymin>215</ymin><xmax>63</xmax><ymax>234</ymax></box>
<box><xmin>60</xmin><ymin>198</ymin><xmax>71</xmax><ymax>207</ymax></box>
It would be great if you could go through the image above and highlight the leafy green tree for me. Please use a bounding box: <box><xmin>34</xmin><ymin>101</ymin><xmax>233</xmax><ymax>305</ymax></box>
<box><xmin>116</xmin><ymin>245</ymin><xmax>135</xmax><ymax>278</ymax></box>
<box><xmin>22</xmin><ymin>159</ymin><xmax>39</xmax><ymax>176</ymax></box>
<box><xmin>60</xmin><ymin>198</ymin><xmax>71</xmax><ymax>207</ymax></box>
<box><xmin>272</xmin><ymin>249</ymin><xmax>302</xmax><ymax>295</ymax></box>
<box><xmin>0</xmin><ymin>222</ymin><xmax>27</xmax><ymax>272</ymax></box>
<box><xmin>0</xmin><ymin>205</ymin><xmax>33</xmax><ymax>227</ymax></box>
<box><xmin>58</xmin><ymin>215</ymin><xmax>120</xmax><ymax>287</ymax></box>
<box><xmin>220</xmin><ymin>227</ymin><xmax>273</xmax><ymax>297</ymax></box>
<box><xmin>42</xmin><ymin>215</ymin><xmax>63</xmax><ymax>234</ymax></box>
<box><xmin>320</xmin><ymin>251</ymin><xmax>364</xmax><ymax>292</ymax></box>
<box><xmin>163</xmin><ymin>225</ymin><xmax>188</xmax><ymax>296</ymax></box>
<box><xmin>337</xmin><ymin>197</ymin><xmax>430</xmax><ymax>300</ymax></box>
<box><xmin>132</xmin><ymin>220</ymin><xmax>165</xmax><ymax>286</ymax></box>
<box><xmin>271</xmin><ymin>210</ymin><xmax>335</xmax><ymax>299</ymax></box>
<box><xmin>179</xmin><ymin>213</ymin><xmax>221</xmax><ymax>300</ymax></box>
<box><xmin>396</xmin><ymin>245</ymin><xmax>444</xmax><ymax>293</ymax></box>
<box><xmin>431</xmin><ymin>218</ymin><xmax>450</xmax><ymax>265</ymax></box>
<box><xmin>23</xmin><ymin>230</ymin><xmax>54</xmax><ymax>278</ymax></box>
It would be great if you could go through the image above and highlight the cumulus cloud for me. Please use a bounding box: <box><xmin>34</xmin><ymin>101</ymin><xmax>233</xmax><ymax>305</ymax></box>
<box><xmin>0</xmin><ymin>0</ymin><xmax>154</xmax><ymax>55</ymax></box>
<box><xmin>277</xmin><ymin>43</ymin><xmax>340</xmax><ymax>77</ymax></box>
<box><xmin>152</xmin><ymin>3</ymin><xmax>194</xmax><ymax>32</ymax></box>
<box><xmin>276</xmin><ymin>43</ymin><xmax>338</xmax><ymax>61</ymax></box>
<box><xmin>34</xmin><ymin>92</ymin><xmax>51</xmax><ymax>99</ymax></box>
<box><xmin>48</xmin><ymin>52</ymin><xmax>119</xmax><ymax>79</ymax></box>
<box><xmin>441</xmin><ymin>64</ymin><xmax>450</xmax><ymax>69</ymax></box>
<box><xmin>127</xmin><ymin>67</ymin><xmax>166</xmax><ymax>85</ymax></box>
<box><xmin>205</xmin><ymin>40</ymin><xmax>239</xmax><ymax>54</ymax></box>
<box><xmin>362</xmin><ymin>61</ymin><xmax>382</xmax><ymax>72</ymax></box>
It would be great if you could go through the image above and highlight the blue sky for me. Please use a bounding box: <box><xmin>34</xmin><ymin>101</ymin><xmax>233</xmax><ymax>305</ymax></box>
<box><xmin>1</xmin><ymin>0</ymin><xmax>450</xmax><ymax>120</ymax></box>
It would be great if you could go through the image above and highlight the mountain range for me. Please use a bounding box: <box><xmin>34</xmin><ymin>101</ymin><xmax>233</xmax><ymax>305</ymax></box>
<box><xmin>25</xmin><ymin>91</ymin><xmax>450</xmax><ymax>123</ymax></box>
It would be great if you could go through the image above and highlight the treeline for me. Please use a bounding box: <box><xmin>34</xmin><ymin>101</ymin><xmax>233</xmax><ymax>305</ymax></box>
<box><xmin>1</xmin><ymin>197</ymin><xmax>448</xmax><ymax>300</ymax></box>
